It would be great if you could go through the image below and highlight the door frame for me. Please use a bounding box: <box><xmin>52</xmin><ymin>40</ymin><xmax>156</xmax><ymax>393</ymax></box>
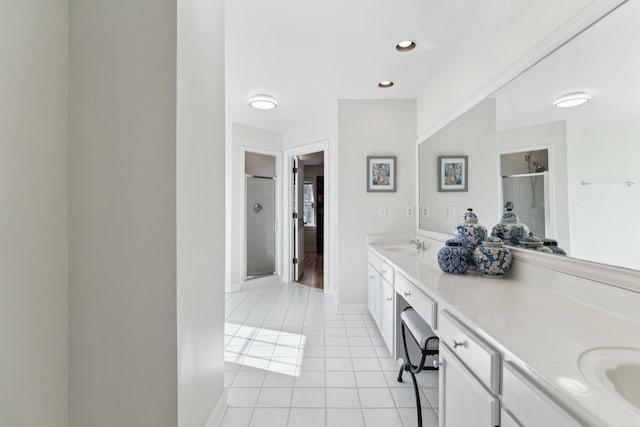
<box><xmin>242</xmin><ymin>146</ymin><xmax>282</xmax><ymax>282</ymax></box>
<box><xmin>283</xmin><ymin>141</ymin><xmax>329</xmax><ymax>290</ymax></box>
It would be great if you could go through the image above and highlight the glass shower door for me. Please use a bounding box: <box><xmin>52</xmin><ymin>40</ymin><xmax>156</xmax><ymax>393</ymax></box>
<box><xmin>501</xmin><ymin>172</ymin><xmax>549</xmax><ymax>238</ymax></box>
<box><xmin>246</xmin><ymin>176</ymin><xmax>276</xmax><ymax>278</ymax></box>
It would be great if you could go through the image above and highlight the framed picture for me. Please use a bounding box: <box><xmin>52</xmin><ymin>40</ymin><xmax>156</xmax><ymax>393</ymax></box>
<box><xmin>438</xmin><ymin>155</ymin><xmax>468</xmax><ymax>192</ymax></box>
<box><xmin>367</xmin><ymin>156</ymin><xmax>396</xmax><ymax>192</ymax></box>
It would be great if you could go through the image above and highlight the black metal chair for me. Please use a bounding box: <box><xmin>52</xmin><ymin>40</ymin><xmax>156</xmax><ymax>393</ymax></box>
<box><xmin>397</xmin><ymin>307</ymin><xmax>439</xmax><ymax>427</ymax></box>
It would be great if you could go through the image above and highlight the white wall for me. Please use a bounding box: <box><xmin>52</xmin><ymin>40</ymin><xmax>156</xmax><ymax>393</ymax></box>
<box><xmin>337</xmin><ymin>99</ymin><xmax>416</xmax><ymax>308</ymax></box>
<box><xmin>68</xmin><ymin>1</ymin><xmax>178</xmax><ymax>425</ymax></box>
<box><xmin>177</xmin><ymin>0</ymin><xmax>226</xmax><ymax>426</ymax></box>
<box><xmin>419</xmin><ymin>99</ymin><xmax>498</xmax><ymax>235</ymax></box>
<box><xmin>416</xmin><ymin>0</ymin><xmax>625</xmax><ymax>140</ymax></box>
<box><xmin>566</xmin><ymin>119</ymin><xmax>640</xmax><ymax>270</ymax></box>
<box><xmin>227</xmin><ymin>124</ymin><xmax>283</xmax><ymax>291</ymax></box>
<box><xmin>0</xmin><ymin>2</ymin><xmax>68</xmax><ymax>426</ymax></box>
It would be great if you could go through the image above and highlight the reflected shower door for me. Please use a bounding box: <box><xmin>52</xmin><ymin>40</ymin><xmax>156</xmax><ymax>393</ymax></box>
<box><xmin>246</xmin><ymin>176</ymin><xmax>276</xmax><ymax>278</ymax></box>
<box><xmin>501</xmin><ymin>172</ymin><xmax>549</xmax><ymax>238</ymax></box>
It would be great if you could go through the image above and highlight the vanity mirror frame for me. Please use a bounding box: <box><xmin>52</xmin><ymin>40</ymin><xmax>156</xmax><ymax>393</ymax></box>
<box><xmin>416</xmin><ymin>0</ymin><xmax>640</xmax><ymax>294</ymax></box>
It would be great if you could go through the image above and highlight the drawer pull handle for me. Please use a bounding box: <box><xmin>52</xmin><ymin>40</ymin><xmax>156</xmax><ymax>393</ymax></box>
<box><xmin>386</xmin><ymin>297</ymin><xmax>393</xmax><ymax>301</ymax></box>
<box><xmin>403</xmin><ymin>291</ymin><xmax>411</xmax><ymax>297</ymax></box>
<box><xmin>381</xmin><ymin>268</ymin><xmax>387</xmax><ymax>274</ymax></box>
<box><xmin>369</xmin><ymin>276</ymin><xmax>376</xmax><ymax>279</ymax></box>
<box><xmin>452</xmin><ymin>340</ymin><xmax>466</xmax><ymax>349</ymax></box>
<box><xmin>433</xmin><ymin>359</ymin><xmax>442</xmax><ymax>369</ymax></box>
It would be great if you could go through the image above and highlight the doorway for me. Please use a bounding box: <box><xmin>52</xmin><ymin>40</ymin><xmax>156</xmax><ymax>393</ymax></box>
<box><xmin>285</xmin><ymin>143</ymin><xmax>328</xmax><ymax>291</ymax></box>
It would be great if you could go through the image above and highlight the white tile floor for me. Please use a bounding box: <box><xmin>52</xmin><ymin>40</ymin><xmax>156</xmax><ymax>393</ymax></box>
<box><xmin>221</xmin><ymin>278</ymin><xmax>439</xmax><ymax>427</ymax></box>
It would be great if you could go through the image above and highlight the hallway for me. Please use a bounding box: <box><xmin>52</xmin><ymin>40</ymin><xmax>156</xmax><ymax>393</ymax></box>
<box><xmin>296</xmin><ymin>252</ymin><xmax>323</xmax><ymax>290</ymax></box>
<box><xmin>222</xmin><ymin>278</ymin><xmax>439</xmax><ymax>427</ymax></box>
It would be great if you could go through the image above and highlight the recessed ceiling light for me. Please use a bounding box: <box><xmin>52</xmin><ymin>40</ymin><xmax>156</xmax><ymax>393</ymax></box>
<box><xmin>248</xmin><ymin>94</ymin><xmax>278</xmax><ymax>110</ymax></box>
<box><xmin>395</xmin><ymin>40</ymin><xmax>416</xmax><ymax>52</ymax></box>
<box><xmin>378</xmin><ymin>81</ymin><xmax>394</xmax><ymax>88</ymax></box>
<box><xmin>553</xmin><ymin>92</ymin><xmax>591</xmax><ymax>108</ymax></box>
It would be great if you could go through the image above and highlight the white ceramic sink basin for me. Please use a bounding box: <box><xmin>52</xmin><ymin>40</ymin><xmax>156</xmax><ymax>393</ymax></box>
<box><xmin>579</xmin><ymin>347</ymin><xmax>640</xmax><ymax>411</ymax></box>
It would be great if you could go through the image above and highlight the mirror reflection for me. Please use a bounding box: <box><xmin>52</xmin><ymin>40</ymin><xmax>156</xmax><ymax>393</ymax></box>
<box><xmin>419</xmin><ymin>0</ymin><xmax>639</xmax><ymax>271</ymax></box>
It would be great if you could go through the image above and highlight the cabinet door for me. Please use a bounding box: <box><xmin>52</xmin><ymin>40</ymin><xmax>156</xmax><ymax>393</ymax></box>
<box><xmin>367</xmin><ymin>264</ymin><xmax>380</xmax><ymax>327</ymax></box>
<box><xmin>439</xmin><ymin>346</ymin><xmax>499</xmax><ymax>427</ymax></box>
<box><xmin>380</xmin><ymin>278</ymin><xmax>394</xmax><ymax>356</ymax></box>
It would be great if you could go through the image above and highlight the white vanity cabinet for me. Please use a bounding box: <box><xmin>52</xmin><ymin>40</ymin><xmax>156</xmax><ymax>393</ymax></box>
<box><xmin>367</xmin><ymin>250</ymin><xmax>395</xmax><ymax>356</ymax></box>
<box><xmin>439</xmin><ymin>345</ymin><xmax>499</xmax><ymax>427</ymax></box>
<box><xmin>438</xmin><ymin>310</ymin><xmax>500</xmax><ymax>427</ymax></box>
<box><xmin>367</xmin><ymin>264</ymin><xmax>381</xmax><ymax>327</ymax></box>
<box><xmin>502</xmin><ymin>362</ymin><xmax>582</xmax><ymax>426</ymax></box>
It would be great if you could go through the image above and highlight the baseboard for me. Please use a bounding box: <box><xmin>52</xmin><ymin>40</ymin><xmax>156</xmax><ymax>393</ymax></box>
<box><xmin>225</xmin><ymin>282</ymin><xmax>242</xmax><ymax>293</ymax></box>
<box><xmin>204</xmin><ymin>389</ymin><xmax>228</xmax><ymax>427</ymax></box>
<box><xmin>336</xmin><ymin>303</ymin><xmax>368</xmax><ymax>314</ymax></box>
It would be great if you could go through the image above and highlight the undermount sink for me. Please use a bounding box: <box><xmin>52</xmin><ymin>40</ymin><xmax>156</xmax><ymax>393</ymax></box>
<box><xmin>578</xmin><ymin>347</ymin><xmax>640</xmax><ymax>411</ymax></box>
<box><xmin>384</xmin><ymin>246</ymin><xmax>414</xmax><ymax>253</ymax></box>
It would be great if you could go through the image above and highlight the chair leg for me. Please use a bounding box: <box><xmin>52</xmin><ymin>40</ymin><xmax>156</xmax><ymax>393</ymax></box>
<box><xmin>397</xmin><ymin>362</ymin><xmax>405</xmax><ymax>383</ymax></box>
<box><xmin>409</xmin><ymin>369</ymin><xmax>423</xmax><ymax>427</ymax></box>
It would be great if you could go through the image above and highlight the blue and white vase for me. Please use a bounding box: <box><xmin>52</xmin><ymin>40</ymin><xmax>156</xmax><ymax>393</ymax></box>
<box><xmin>491</xmin><ymin>208</ymin><xmax>530</xmax><ymax>246</ymax></box>
<box><xmin>438</xmin><ymin>239</ymin><xmax>471</xmax><ymax>274</ymax></box>
<box><xmin>542</xmin><ymin>238</ymin><xmax>567</xmax><ymax>255</ymax></box>
<box><xmin>453</xmin><ymin>208</ymin><xmax>488</xmax><ymax>253</ymax></box>
<box><xmin>520</xmin><ymin>233</ymin><xmax>553</xmax><ymax>253</ymax></box>
<box><xmin>474</xmin><ymin>237</ymin><xmax>512</xmax><ymax>278</ymax></box>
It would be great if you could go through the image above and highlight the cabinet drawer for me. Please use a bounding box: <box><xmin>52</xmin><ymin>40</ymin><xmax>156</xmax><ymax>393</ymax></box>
<box><xmin>502</xmin><ymin>362</ymin><xmax>581</xmax><ymax>427</ymax></box>
<box><xmin>368</xmin><ymin>250</ymin><xmax>383</xmax><ymax>273</ymax></box>
<box><xmin>438</xmin><ymin>310</ymin><xmax>500</xmax><ymax>394</ymax></box>
<box><xmin>395</xmin><ymin>272</ymin><xmax>437</xmax><ymax>330</ymax></box>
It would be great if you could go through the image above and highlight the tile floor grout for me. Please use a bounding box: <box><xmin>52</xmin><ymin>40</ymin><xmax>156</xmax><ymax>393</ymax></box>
<box><xmin>221</xmin><ymin>278</ymin><xmax>439</xmax><ymax>427</ymax></box>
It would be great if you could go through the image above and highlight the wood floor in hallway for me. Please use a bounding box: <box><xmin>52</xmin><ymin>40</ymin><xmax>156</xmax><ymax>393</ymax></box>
<box><xmin>297</xmin><ymin>251</ymin><xmax>323</xmax><ymax>290</ymax></box>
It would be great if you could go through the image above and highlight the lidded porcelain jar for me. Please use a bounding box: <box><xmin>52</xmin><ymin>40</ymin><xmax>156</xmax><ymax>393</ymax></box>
<box><xmin>542</xmin><ymin>238</ymin><xmax>567</xmax><ymax>255</ymax></box>
<box><xmin>474</xmin><ymin>237</ymin><xmax>512</xmax><ymax>278</ymax></box>
<box><xmin>491</xmin><ymin>208</ymin><xmax>530</xmax><ymax>246</ymax></box>
<box><xmin>519</xmin><ymin>232</ymin><xmax>553</xmax><ymax>253</ymax></box>
<box><xmin>453</xmin><ymin>208</ymin><xmax>488</xmax><ymax>252</ymax></box>
<box><xmin>437</xmin><ymin>239</ymin><xmax>471</xmax><ymax>274</ymax></box>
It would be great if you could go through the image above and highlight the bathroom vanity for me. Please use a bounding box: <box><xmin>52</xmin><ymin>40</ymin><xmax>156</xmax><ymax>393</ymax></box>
<box><xmin>367</xmin><ymin>237</ymin><xmax>640</xmax><ymax>427</ymax></box>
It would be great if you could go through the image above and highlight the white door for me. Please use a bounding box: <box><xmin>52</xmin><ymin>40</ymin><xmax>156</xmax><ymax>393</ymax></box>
<box><xmin>292</xmin><ymin>157</ymin><xmax>305</xmax><ymax>280</ymax></box>
<box><xmin>439</xmin><ymin>345</ymin><xmax>499</xmax><ymax>427</ymax></box>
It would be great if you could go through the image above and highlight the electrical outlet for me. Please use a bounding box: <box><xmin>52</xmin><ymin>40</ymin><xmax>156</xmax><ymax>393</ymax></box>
<box><xmin>405</xmin><ymin>206</ymin><xmax>414</xmax><ymax>218</ymax></box>
<box><xmin>447</xmin><ymin>206</ymin><xmax>456</xmax><ymax>218</ymax></box>
<box><xmin>377</xmin><ymin>206</ymin><xmax>387</xmax><ymax>219</ymax></box>
<box><xmin>422</xmin><ymin>207</ymin><xmax>430</xmax><ymax>217</ymax></box>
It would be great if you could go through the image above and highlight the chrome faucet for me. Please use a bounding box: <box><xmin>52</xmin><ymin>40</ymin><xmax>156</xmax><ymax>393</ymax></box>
<box><xmin>409</xmin><ymin>239</ymin><xmax>425</xmax><ymax>250</ymax></box>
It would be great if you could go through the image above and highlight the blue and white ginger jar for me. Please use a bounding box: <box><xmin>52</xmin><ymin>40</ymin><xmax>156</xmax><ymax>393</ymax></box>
<box><xmin>474</xmin><ymin>237</ymin><xmax>512</xmax><ymax>278</ymax></box>
<box><xmin>438</xmin><ymin>239</ymin><xmax>471</xmax><ymax>274</ymax></box>
<box><xmin>542</xmin><ymin>238</ymin><xmax>567</xmax><ymax>255</ymax></box>
<box><xmin>520</xmin><ymin>233</ymin><xmax>553</xmax><ymax>253</ymax></box>
<box><xmin>491</xmin><ymin>208</ymin><xmax>530</xmax><ymax>246</ymax></box>
<box><xmin>453</xmin><ymin>208</ymin><xmax>488</xmax><ymax>252</ymax></box>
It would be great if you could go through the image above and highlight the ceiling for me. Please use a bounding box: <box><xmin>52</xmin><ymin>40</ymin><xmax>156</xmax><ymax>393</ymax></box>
<box><xmin>226</xmin><ymin>0</ymin><xmax>499</xmax><ymax>136</ymax></box>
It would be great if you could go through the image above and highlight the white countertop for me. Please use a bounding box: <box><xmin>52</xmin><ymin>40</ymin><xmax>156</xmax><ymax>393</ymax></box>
<box><xmin>369</xmin><ymin>243</ymin><xmax>640</xmax><ymax>427</ymax></box>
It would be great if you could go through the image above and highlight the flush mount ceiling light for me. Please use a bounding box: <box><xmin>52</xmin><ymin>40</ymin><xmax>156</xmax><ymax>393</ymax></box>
<box><xmin>395</xmin><ymin>40</ymin><xmax>416</xmax><ymax>52</ymax></box>
<box><xmin>248</xmin><ymin>94</ymin><xmax>278</xmax><ymax>110</ymax></box>
<box><xmin>378</xmin><ymin>80</ymin><xmax>394</xmax><ymax>88</ymax></box>
<box><xmin>553</xmin><ymin>92</ymin><xmax>591</xmax><ymax>108</ymax></box>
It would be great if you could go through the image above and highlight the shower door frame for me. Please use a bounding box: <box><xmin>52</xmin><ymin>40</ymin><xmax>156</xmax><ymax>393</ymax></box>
<box><xmin>496</xmin><ymin>144</ymin><xmax>558</xmax><ymax>240</ymax></box>
<box><xmin>242</xmin><ymin>147</ymin><xmax>282</xmax><ymax>283</ymax></box>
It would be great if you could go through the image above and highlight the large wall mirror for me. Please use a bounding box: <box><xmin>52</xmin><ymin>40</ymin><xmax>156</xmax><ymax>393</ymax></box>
<box><xmin>419</xmin><ymin>0</ymin><xmax>639</xmax><ymax>273</ymax></box>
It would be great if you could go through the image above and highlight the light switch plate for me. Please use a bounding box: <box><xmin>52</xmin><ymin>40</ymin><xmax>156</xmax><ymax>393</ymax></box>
<box><xmin>377</xmin><ymin>207</ymin><xmax>387</xmax><ymax>218</ymax></box>
<box><xmin>447</xmin><ymin>206</ymin><xmax>456</xmax><ymax>218</ymax></box>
